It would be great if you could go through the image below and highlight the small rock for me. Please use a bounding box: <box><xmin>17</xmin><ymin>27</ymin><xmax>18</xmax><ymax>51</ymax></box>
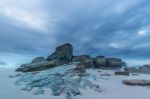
<box><xmin>114</xmin><ymin>71</ymin><xmax>129</xmax><ymax>76</ymax></box>
<box><xmin>100</xmin><ymin>74</ymin><xmax>111</xmax><ymax>76</ymax></box>
<box><xmin>131</xmin><ymin>73</ymin><xmax>139</xmax><ymax>76</ymax></box>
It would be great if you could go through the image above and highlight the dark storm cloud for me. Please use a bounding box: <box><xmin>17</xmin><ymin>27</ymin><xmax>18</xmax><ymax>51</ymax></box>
<box><xmin>44</xmin><ymin>0</ymin><xmax>150</xmax><ymax>58</ymax></box>
<box><xmin>0</xmin><ymin>0</ymin><xmax>150</xmax><ymax>66</ymax></box>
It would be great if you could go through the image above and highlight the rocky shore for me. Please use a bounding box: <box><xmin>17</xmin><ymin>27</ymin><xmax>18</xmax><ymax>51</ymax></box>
<box><xmin>13</xmin><ymin>43</ymin><xmax>150</xmax><ymax>99</ymax></box>
<box><xmin>16</xmin><ymin>43</ymin><xmax>126</xmax><ymax>72</ymax></box>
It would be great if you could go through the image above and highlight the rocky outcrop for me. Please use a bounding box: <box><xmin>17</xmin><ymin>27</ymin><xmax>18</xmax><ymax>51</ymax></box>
<box><xmin>93</xmin><ymin>56</ymin><xmax>106</xmax><ymax>68</ymax></box>
<box><xmin>73</xmin><ymin>56</ymin><xmax>123</xmax><ymax>69</ymax></box>
<box><xmin>16</xmin><ymin>43</ymin><xmax>127</xmax><ymax>72</ymax></box>
<box><xmin>47</xmin><ymin>43</ymin><xmax>73</xmax><ymax>62</ymax></box>
<box><xmin>124</xmin><ymin>65</ymin><xmax>150</xmax><ymax>74</ymax></box>
<box><xmin>16</xmin><ymin>60</ymin><xmax>65</xmax><ymax>72</ymax></box>
<box><xmin>106</xmin><ymin>58</ymin><xmax>122</xmax><ymax>68</ymax></box>
<box><xmin>14</xmin><ymin>63</ymin><xmax>102</xmax><ymax>99</ymax></box>
<box><xmin>31</xmin><ymin>57</ymin><xmax>46</xmax><ymax>63</ymax></box>
<box><xmin>123</xmin><ymin>80</ymin><xmax>150</xmax><ymax>86</ymax></box>
<box><xmin>114</xmin><ymin>71</ymin><xmax>129</xmax><ymax>76</ymax></box>
<box><xmin>72</xmin><ymin>55</ymin><xmax>91</xmax><ymax>62</ymax></box>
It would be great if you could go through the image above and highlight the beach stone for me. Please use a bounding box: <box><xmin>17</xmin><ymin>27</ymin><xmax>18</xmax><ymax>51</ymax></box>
<box><xmin>123</xmin><ymin>80</ymin><xmax>150</xmax><ymax>86</ymax></box>
<box><xmin>114</xmin><ymin>71</ymin><xmax>129</xmax><ymax>76</ymax></box>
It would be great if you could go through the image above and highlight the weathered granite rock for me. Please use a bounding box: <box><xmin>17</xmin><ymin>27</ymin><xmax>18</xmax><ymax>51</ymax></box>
<box><xmin>114</xmin><ymin>71</ymin><xmax>129</xmax><ymax>76</ymax></box>
<box><xmin>93</xmin><ymin>56</ymin><xmax>106</xmax><ymax>68</ymax></box>
<box><xmin>16</xmin><ymin>60</ymin><xmax>66</xmax><ymax>72</ymax></box>
<box><xmin>31</xmin><ymin>57</ymin><xmax>46</xmax><ymax>63</ymax></box>
<box><xmin>106</xmin><ymin>58</ymin><xmax>122</xmax><ymax>68</ymax></box>
<box><xmin>72</xmin><ymin>55</ymin><xmax>91</xmax><ymax>62</ymax></box>
<box><xmin>123</xmin><ymin>80</ymin><xmax>150</xmax><ymax>86</ymax></box>
<box><xmin>72</xmin><ymin>55</ymin><xmax>94</xmax><ymax>68</ymax></box>
<box><xmin>47</xmin><ymin>43</ymin><xmax>73</xmax><ymax>62</ymax></box>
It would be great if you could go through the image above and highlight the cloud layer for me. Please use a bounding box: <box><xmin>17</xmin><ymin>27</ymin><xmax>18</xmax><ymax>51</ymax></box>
<box><xmin>0</xmin><ymin>0</ymin><xmax>150</xmax><ymax>66</ymax></box>
<box><xmin>0</xmin><ymin>61</ymin><xmax>7</xmax><ymax>65</ymax></box>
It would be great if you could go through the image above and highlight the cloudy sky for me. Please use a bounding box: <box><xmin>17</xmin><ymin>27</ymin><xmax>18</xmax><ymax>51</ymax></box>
<box><xmin>0</xmin><ymin>0</ymin><xmax>150</xmax><ymax>67</ymax></box>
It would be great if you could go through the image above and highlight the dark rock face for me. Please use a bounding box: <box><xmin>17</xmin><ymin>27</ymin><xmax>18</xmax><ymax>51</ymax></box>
<box><xmin>93</xmin><ymin>56</ymin><xmax>106</xmax><ymax>68</ymax></box>
<box><xmin>123</xmin><ymin>80</ymin><xmax>150</xmax><ymax>86</ymax></box>
<box><xmin>47</xmin><ymin>43</ymin><xmax>73</xmax><ymax>62</ymax></box>
<box><xmin>114</xmin><ymin>71</ymin><xmax>129</xmax><ymax>76</ymax></box>
<box><xmin>106</xmin><ymin>58</ymin><xmax>122</xmax><ymax>68</ymax></box>
<box><xmin>31</xmin><ymin>57</ymin><xmax>46</xmax><ymax>63</ymax></box>
<box><xmin>16</xmin><ymin>60</ymin><xmax>65</xmax><ymax>72</ymax></box>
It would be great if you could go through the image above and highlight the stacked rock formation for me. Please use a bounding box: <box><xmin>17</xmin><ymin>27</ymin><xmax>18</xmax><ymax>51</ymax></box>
<box><xmin>16</xmin><ymin>43</ymin><xmax>127</xmax><ymax>72</ymax></box>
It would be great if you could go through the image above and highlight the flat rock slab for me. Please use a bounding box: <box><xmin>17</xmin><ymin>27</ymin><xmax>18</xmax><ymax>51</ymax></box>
<box><xmin>115</xmin><ymin>71</ymin><xmax>129</xmax><ymax>76</ymax></box>
<box><xmin>100</xmin><ymin>74</ymin><xmax>111</xmax><ymax>76</ymax></box>
<box><xmin>123</xmin><ymin>80</ymin><xmax>150</xmax><ymax>86</ymax></box>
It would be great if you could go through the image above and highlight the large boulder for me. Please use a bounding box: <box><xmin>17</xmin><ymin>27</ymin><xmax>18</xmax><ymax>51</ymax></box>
<box><xmin>72</xmin><ymin>55</ymin><xmax>94</xmax><ymax>68</ymax></box>
<box><xmin>123</xmin><ymin>80</ymin><xmax>150</xmax><ymax>86</ymax></box>
<box><xmin>72</xmin><ymin>55</ymin><xmax>91</xmax><ymax>62</ymax></box>
<box><xmin>31</xmin><ymin>57</ymin><xmax>46</xmax><ymax>63</ymax></box>
<box><xmin>93</xmin><ymin>56</ymin><xmax>107</xmax><ymax>68</ymax></box>
<box><xmin>16</xmin><ymin>60</ymin><xmax>65</xmax><ymax>72</ymax></box>
<box><xmin>106</xmin><ymin>58</ymin><xmax>122</xmax><ymax>68</ymax></box>
<box><xmin>47</xmin><ymin>43</ymin><xmax>73</xmax><ymax>62</ymax></box>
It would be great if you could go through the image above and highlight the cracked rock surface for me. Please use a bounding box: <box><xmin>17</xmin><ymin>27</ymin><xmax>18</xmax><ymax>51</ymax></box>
<box><xmin>13</xmin><ymin>63</ymin><xmax>102</xmax><ymax>99</ymax></box>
